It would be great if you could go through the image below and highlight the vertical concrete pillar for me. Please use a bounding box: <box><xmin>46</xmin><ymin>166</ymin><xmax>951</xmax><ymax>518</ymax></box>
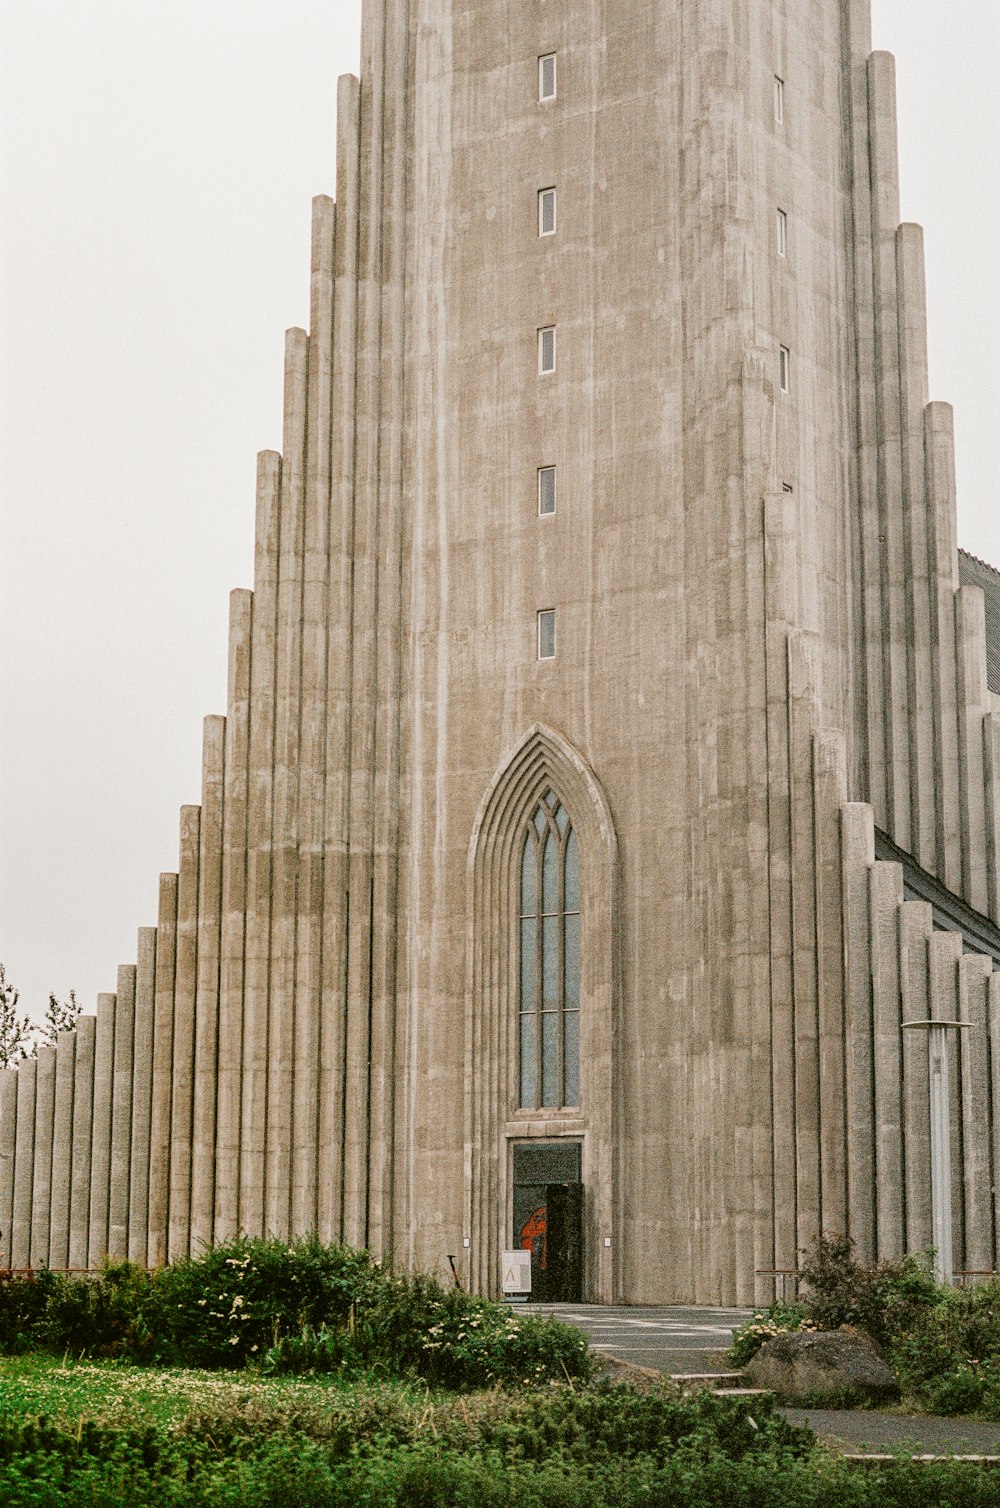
<box><xmin>990</xmin><ymin>972</ymin><xmax>1000</xmax><ymax>1259</ymax></box>
<box><xmin>841</xmin><ymin>802</ymin><xmax>876</xmax><ymax>1263</ymax></box>
<box><xmin>11</xmin><ymin>1058</ymin><xmax>36</xmax><ymax>1267</ymax></box>
<box><xmin>866</xmin><ymin>51</ymin><xmax>910</xmax><ymax>849</ymax></box>
<box><xmin>983</xmin><ymin>712</ymin><xmax>1000</xmax><ymax>924</ymax></box>
<box><xmin>925</xmin><ymin>402</ymin><xmax>962</xmax><ymax>892</ymax></box>
<box><xmin>958</xmin><ymin>954</ymin><xmax>994</xmax><ymax>1274</ymax></box>
<box><xmin>169</xmin><ymin>805</ymin><xmax>201</xmax><ymax>1259</ymax></box>
<box><xmin>955</xmin><ymin>585</ymin><xmax>990</xmax><ymax>913</ymax></box>
<box><xmin>266</xmin><ymin>326</ymin><xmax>310</xmax><ymax>1239</ymax></box>
<box><xmin>292</xmin><ymin>193</ymin><xmax>336</xmax><ymax>1239</ymax></box>
<box><xmin>68</xmin><ymin>1015</ymin><xmax>96</xmax><ymax>1269</ymax></box>
<box><xmin>319</xmin><ymin>71</ymin><xmax>362</xmax><ymax>1245</ymax></box>
<box><xmin>29</xmin><ymin>1046</ymin><xmax>56</xmax><ymax>1268</ymax></box>
<box><xmin>147</xmin><ymin>874</ymin><xmax>178</xmax><ymax>1265</ymax></box>
<box><xmin>214</xmin><ymin>589</ymin><xmax>253</xmax><ymax>1240</ymax></box>
<box><xmin>128</xmin><ymin>927</ymin><xmax>157</xmax><ymax>1264</ymax></box>
<box><xmin>0</xmin><ymin>1070</ymin><xmax>16</xmax><ymax>1264</ymax></box>
<box><xmin>88</xmin><ymin>993</ymin><xmax>116</xmax><ymax>1265</ymax></box>
<box><xmin>108</xmin><ymin>964</ymin><xmax>135</xmax><ymax>1259</ymax></box>
<box><xmin>240</xmin><ymin>450</ymin><xmax>282</xmax><ymax>1238</ymax></box>
<box><xmin>870</xmin><ymin>860</ymin><xmax>905</xmax><ymax>1259</ymax></box>
<box><xmin>191</xmin><ymin>716</ymin><xmax>226</xmax><ymax>1252</ymax></box>
<box><xmin>49</xmin><ymin>1030</ymin><xmax>76</xmax><ymax>1269</ymax></box>
<box><xmin>898</xmin><ymin>901</ymin><xmax>933</xmax><ymax>1253</ymax></box>
<box><xmin>365</xmin><ymin>0</ymin><xmax>411</xmax><ymax>1264</ymax></box>
<box><xmin>788</xmin><ymin>635</ymin><xmax>822</xmax><ymax>1254</ymax></box>
<box><xmin>814</xmin><ymin>731</ymin><xmax>848</xmax><ymax>1235</ymax></box>
<box><xmin>928</xmin><ymin>931</ymin><xmax>965</xmax><ymax>1270</ymax></box>
<box><xmin>895</xmin><ymin>222</ymin><xmax>935</xmax><ymax>870</ymax></box>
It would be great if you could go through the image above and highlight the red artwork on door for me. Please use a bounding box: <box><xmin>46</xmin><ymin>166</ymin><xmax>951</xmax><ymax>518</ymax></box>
<box><xmin>520</xmin><ymin>1205</ymin><xmax>547</xmax><ymax>1270</ymax></box>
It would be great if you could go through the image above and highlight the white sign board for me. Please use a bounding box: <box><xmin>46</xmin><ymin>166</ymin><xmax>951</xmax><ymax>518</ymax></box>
<box><xmin>501</xmin><ymin>1248</ymin><xmax>532</xmax><ymax>1295</ymax></box>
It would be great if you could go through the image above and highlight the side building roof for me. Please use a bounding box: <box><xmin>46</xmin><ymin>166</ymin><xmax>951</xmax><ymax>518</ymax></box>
<box><xmin>958</xmin><ymin>548</ymin><xmax>1000</xmax><ymax>697</ymax></box>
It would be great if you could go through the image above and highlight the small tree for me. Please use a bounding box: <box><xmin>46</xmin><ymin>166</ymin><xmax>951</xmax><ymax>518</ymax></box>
<box><xmin>41</xmin><ymin>989</ymin><xmax>82</xmax><ymax>1047</ymax></box>
<box><xmin>0</xmin><ymin>964</ymin><xmax>34</xmax><ymax>1067</ymax></box>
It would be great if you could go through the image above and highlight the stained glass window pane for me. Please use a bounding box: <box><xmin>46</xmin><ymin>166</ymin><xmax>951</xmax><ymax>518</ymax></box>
<box><xmin>565</xmin><ymin>828</ymin><xmax>579</xmax><ymax>911</ymax></box>
<box><xmin>520</xmin><ymin>833</ymin><xmax>536</xmax><ymax>915</ymax></box>
<box><xmin>542</xmin><ymin>914</ymin><xmax>559</xmax><ymax>1006</ymax></box>
<box><xmin>541</xmin><ymin>1011</ymin><xmax>558</xmax><ymax>1106</ymax></box>
<box><xmin>542</xmin><ymin>830</ymin><xmax>558</xmax><ymax>913</ymax></box>
<box><xmin>563</xmin><ymin>1010</ymin><xmax>580</xmax><ymax>1106</ymax></box>
<box><xmin>555</xmin><ymin>803</ymin><xmax>568</xmax><ymax>834</ymax></box>
<box><xmin>520</xmin><ymin>917</ymin><xmax>536</xmax><ymax>1008</ymax></box>
<box><xmin>533</xmin><ymin>806</ymin><xmax>547</xmax><ymax>840</ymax></box>
<box><xmin>520</xmin><ymin>1014</ymin><xmax>537</xmax><ymax>1107</ymax></box>
<box><xmin>564</xmin><ymin>911</ymin><xmax>579</xmax><ymax>1010</ymax></box>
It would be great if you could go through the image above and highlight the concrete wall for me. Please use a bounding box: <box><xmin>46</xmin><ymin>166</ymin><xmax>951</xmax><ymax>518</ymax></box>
<box><xmin>2</xmin><ymin>0</ymin><xmax>998</xmax><ymax>1304</ymax></box>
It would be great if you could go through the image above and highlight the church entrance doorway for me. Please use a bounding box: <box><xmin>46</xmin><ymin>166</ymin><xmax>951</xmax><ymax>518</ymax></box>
<box><xmin>512</xmin><ymin>1141</ymin><xmax>583</xmax><ymax>1302</ymax></box>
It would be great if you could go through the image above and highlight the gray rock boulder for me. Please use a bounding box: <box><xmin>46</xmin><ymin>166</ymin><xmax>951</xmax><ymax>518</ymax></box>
<box><xmin>745</xmin><ymin>1328</ymin><xmax>900</xmax><ymax>1405</ymax></box>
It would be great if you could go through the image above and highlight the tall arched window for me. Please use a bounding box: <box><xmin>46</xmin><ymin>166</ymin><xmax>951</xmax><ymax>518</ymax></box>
<box><xmin>519</xmin><ymin>791</ymin><xmax>580</xmax><ymax>1108</ymax></box>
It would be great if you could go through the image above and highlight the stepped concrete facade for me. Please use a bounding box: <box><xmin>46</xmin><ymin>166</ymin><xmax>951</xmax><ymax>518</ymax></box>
<box><xmin>3</xmin><ymin>0</ymin><xmax>1000</xmax><ymax>1304</ymax></box>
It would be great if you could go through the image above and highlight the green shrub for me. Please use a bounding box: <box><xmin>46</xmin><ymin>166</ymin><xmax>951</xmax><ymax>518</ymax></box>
<box><xmin>727</xmin><ymin>1301</ymin><xmax>806</xmax><ymax>1367</ymax></box>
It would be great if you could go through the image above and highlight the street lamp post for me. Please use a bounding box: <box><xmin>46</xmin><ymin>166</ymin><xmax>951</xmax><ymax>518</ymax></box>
<box><xmin>902</xmin><ymin>1019</ymin><xmax>971</xmax><ymax>1285</ymax></box>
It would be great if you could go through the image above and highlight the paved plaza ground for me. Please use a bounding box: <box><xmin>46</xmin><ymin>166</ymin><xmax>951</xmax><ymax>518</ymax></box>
<box><xmin>527</xmin><ymin>1302</ymin><xmax>1000</xmax><ymax>1457</ymax></box>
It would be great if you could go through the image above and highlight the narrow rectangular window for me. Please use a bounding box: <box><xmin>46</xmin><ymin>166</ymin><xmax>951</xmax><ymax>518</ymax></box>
<box><xmin>538</xmin><ymin>326</ymin><xmax>556</xmax><ymax>374</ymax></box>
<box><xmin>779</xmin><ymin>345</ymin><xmax>790</xmax><ymax>393</ymax></box>
<box><xmin>539</xmin><ymin>53</ymin><xmax>556</xmax><ymax>101</ymax></box>
<box><xmin>538</xmin><ymin>609</ymin><xmax>556</xmax><ymax>659</ymax></box>
<box><xmin>776</xmin><ymin>207</ymin><xmax>787</xmax><ymax>257</ymax></box>
<box><xmin>538</xmin><ymin>187</ymin><xmax>556</xmax><ymax>236</ymax></box>
<box><xmin>774</xmin><ymin>75</ymin><xmax>784</xmax><ymax>123</ymax></box>
<box><xmin>538</xmin><ymin>466</ymin><xmax>556</xmax><ymax>516</ymax></box>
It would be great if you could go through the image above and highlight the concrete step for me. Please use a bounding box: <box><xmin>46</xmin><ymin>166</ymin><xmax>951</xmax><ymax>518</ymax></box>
<box><xmin>671</xmin><ymin>1372</ymin><xmax>744</xmax><ymax>1391</ymax></box>
<box><xmin>711</xmin><ymin>1387</ymin><xmax>772</xmax><ymax>1399</ymax></box>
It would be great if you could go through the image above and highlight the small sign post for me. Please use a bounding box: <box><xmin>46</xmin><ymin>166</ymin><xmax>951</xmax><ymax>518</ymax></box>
<box><xmin>501</xmin><ymin>1248</ymin><xmax>531</xmax><ymax>1303</ymax></box>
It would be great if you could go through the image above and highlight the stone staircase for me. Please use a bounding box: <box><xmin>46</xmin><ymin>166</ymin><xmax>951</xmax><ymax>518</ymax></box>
<box><xmin>670</xmin><ymin>1371</ymin><xmax>770</xmax><ymax>1400</ymax></box>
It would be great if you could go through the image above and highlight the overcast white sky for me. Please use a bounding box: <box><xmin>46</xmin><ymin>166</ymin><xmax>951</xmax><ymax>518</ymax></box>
<box><xmin>1</xmin><ymin>1</ymin><xmax>998</xmax><ymax>1022</ymax></box>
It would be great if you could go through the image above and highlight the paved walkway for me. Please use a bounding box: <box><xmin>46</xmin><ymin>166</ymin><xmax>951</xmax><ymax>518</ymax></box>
<box><xmin>527</xmin><ymin>1302</ymin><xmax>1000</xmax><ymax>1457</ymax></box>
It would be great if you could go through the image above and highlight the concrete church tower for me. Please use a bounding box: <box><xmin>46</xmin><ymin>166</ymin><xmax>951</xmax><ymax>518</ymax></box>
<box><xmin>4</xmin><ymin>0</ymin><xmax>1000</xmax><ymax>1306</ymax></box>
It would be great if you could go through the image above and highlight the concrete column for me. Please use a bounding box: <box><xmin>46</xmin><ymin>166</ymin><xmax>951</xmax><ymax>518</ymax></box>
<box><xmin>266</xmin><ymin>326</ymin><xmax>310</xmax><ymax>1240</ymax></box>
<box><xmin>841</xmin><ymin>802</ymin><xmax>876</xmax><ymax>1263</ymax></box>
<box><xmin>813</xmin><ymin>731</ymin><xmax>848</xmax><ymax>1235</ymax></box>
<box><xmin>191</xmin><ymin>715</ymin><xmax>226</xmax><ymax>1252</ymax></box>
<box><xmin>292</xmin><ymin>194</ymin><xmax>336</xmax><ymax>1239</ymax></box>
<box><xmin>68</xmin><ymin>1015</ymin><xmax>96</xmax><ymax>1268</ymax></box>
<box><xmin>990</xmin><ymin>972</ymin><xmax>1000</xmax><ymax>1259</ymax></box>
<box><xmin>240</xmin><ymin>450</ymin><xmax>282</xmax><ymax>1238</ymax></box>
<box><xmin>955</xmin><ymin>585</ymin><xmax>989</xmax><ymax>913</ymax></box>
<box><xmin>928</xmin><ymin>931</ymin><xmax>965</xmax><ymax>1270</ymax></box>
<box><xmin>169</xmin><ymin>805</ymin><xmax>201</xmax><ymax>1259</ymax></box>
<box><xmin>107</xmin><ymin>964</ymin><xmax>135</xmax><ymax>1259</ymax></box>
<box><xmin>983</xmin><ymin>712</ymin><xmax>1000</xmax><ymax>924</ymax></box>
<box><xmin>49</xmin><ymin>1029</ymin><xmax>76</xmax><ymax>1269</ymax></box>
<box><xmin>898</xmin><ymin>901</ymin><xmax>933</xmax><ymax>1253</ymax></box>
<box><xmin>365</xmin><ymin>0</ymin><xmax>411</xmax><ymax>1264</ymax></box>
<box><xmin>958</xmin><ymin>954</ymin><xmax>994</xmax><ymax>1274</ymax></box>
<box><xmin>895</xmin><ymin>222</ymin><xmax>935</xmax><ymax>870</ymax></box>
<box><xmin>214</xmin><ymin>589</ymin><xmax>253</xmax><ymax>1240</ymax></box>
<box><xmin>88</xmin><ymin>993</ymin><xmax>116</xmax><ymax>1265</ymax></box>
<box><xmin>870</xmin><ymin>860</ymin><xmax>905</xmax><ymax>1259</ymax></box>
<box><xmin>29</xmin><ymin>1045</ymin><xmax>56</xmax><ymax>1267</ymax></box>
<box><xmin>148</xmin><ymin>873</ymin><xmax>178</xmax><ymax>1265</ymax></box>
<box><xmin>0</xmin><ymin>1070</ymin><xmax>16</xmax><ymax>1264</ymax></box>
<box><xmin>128</xmin><ymin>927</ymin><xmax>157</xmax><ymax>1264</ymax></box>
<box><xmin>867</xmin><ymin>51</ymin><xmax>910</xmax><ymax>849</ymax></box>
<box><xmin>319</xmin><ymin>71</ymin><xmax>362</xmax><ymax>1245</ymax></box>
<box><xmin>788</xmin><ymin>635</ymin><xmax>822</xmax><ymax>1255</ymax></box>
<box><xmin>925</xmin><ymin>402</ymin><xmax>962</xmax><ymax>892</ymax></box>
<box><xmin>11</xmin><ymin>1058</ymin><xmax>36</xmax><ymax>1267</ymax></box>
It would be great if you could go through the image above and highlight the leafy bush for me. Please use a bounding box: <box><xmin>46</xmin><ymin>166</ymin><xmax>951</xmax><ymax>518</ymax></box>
<box><xmin>0</xmin><ymin>1238</ymin><xmax>592</xmax><ymax>1390</ymax></box>
<box><xmin>727</xmin><ymin>1301</ymin><xmax>807</xmax><ymax>1367</ymax></box>
<box><xmin>797</xmin><ymin>1236</ymin><xmax>938</xmax><ymax>1348</ymax></box>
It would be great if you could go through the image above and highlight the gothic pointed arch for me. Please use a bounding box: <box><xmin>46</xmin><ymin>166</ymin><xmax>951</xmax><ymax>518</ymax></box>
<box><xmin>464</xmin><ymin>725</ymin><xmax>620</xmax><ymax>1300</ymax></box>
